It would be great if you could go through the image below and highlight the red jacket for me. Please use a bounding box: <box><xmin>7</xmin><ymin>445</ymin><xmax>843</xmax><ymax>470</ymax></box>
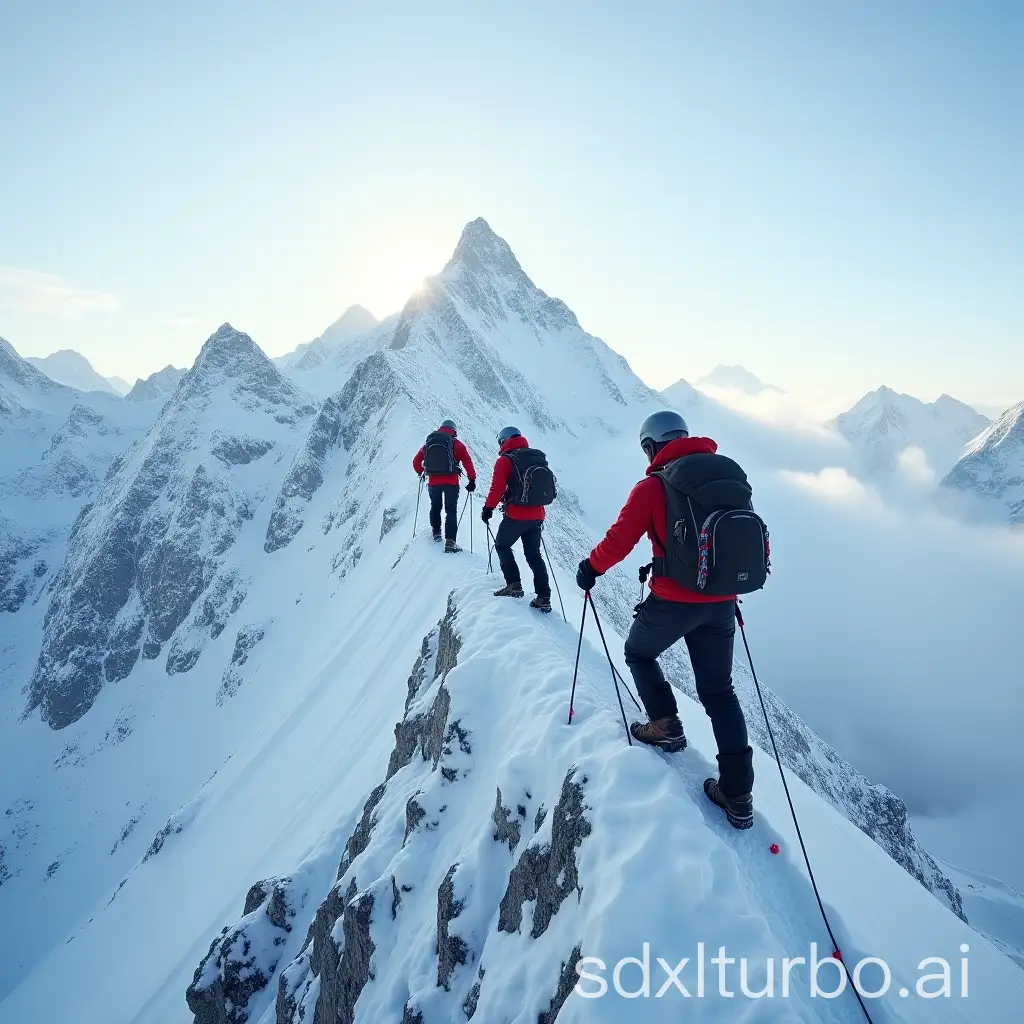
<box><xmin>413</xmin><ymin>426</ymin><xmax>476</xmax><ymax>487</ymax></box>
<box><xmin>484</xmin><ymin>435</ymin><xmax>545</xmax><ymax>521</ymax></box>
<box><xmin>589</xmin><ymin>436</ymin><xmax>734</xmax><ymax>603</ymax></box>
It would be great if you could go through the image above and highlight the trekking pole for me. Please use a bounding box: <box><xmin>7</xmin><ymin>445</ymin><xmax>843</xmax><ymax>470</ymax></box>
<box><xmin>585</xmin><ymin>594</ymin><xmax>643</xmax><ymax>713</ymax></box>
<box><xmin>458</xmin><ymin>493</ymin><xmax>469</xmax><ymax>529</ymax></box>
<box><xmin>567</xmin><ymin>597</ymin><xmax>588</xmax><ymax>724</ymax></box>
<box><xmin>469</xmin><ymin>493</ymin><xmax>473</xmax><ymax>554</ymax></box>
<box><xmin>735</xmin><ymin>602</ymin><xmax>876</xmax><ymax>1024</ymax></box>
<box><xmin>412</xmin><ymin>476</ymin><xmax>424</xmax><ymax>538</ymax></box>
<box><xmin>486</xmin><ymin>522</ymin><xmax>495</xmax><ymax>574</ymax></box>
<box><xmin>539</xmin><ymin>534</ymin><xmax>567</xmax><ymax>623</ymax></box>
<box><xmin>586</xmin><ymin>593</ymin><xmax>633</xmax><ymax>744</ymax></box>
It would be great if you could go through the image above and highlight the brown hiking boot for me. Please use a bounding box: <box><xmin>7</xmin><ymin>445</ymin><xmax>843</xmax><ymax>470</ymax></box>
<box><xmin>629</xmin><ymin>716</ymin><xmax>687</xmax><ymax>753</ymax></box>
<box><xmin>703</xmin><ymin>779</ymin><xmax>754</xmax><ymax>830</ymax></box>
<box><xmin>493</xmin><ymin>583</ymin><xmax>524</xmax><ymax>598</ymax></box>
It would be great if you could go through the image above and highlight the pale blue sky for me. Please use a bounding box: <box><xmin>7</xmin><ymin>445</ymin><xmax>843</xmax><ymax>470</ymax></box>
<box><xmin>1</xmin><ymin>1</ymin><xmax>1020</xmax><ymax>407</ymax></box>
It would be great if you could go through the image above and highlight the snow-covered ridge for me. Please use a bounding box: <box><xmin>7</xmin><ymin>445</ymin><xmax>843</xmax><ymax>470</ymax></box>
<box><xmin>185</xmin><ymin>584</ymin><xmax>1024</xmax><ymax>1024</ymax></box>
<box><xmin>941</xmin><ymin>401</ymin><xmax>1024</xmax><ymax>525</ymax></box>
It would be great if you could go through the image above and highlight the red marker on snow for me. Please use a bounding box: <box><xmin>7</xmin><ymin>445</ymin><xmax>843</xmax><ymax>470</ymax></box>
<box><xmin>769</xmin><ymin>843</ymin><xmax>780</xmax><ymax>855</ymax></box>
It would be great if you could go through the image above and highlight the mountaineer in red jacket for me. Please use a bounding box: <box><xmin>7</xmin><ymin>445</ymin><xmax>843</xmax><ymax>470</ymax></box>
<box><xmin>413</xmin><ymin>420</ymin><xmax>476</xmax><ymax>552</ymax></box>
<box><xmin>577</xmin><ymin>410</ymin><xmax>755</xmax><ymax>829</ymax></box>
<box><xmin>481</xmin><ymin>426</ymin><xmax>552</xmax><ymax>612</ymax></box>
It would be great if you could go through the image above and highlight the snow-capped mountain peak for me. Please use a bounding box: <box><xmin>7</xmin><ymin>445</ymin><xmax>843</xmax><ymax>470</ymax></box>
<box><xmin>126</xmin><ymin>365</ymin><xmax>185</xmax><ymax>403</ymax></box>
<box><xmin>443</xmin><ymin>216</ymin><xmax>521</xmax><ymax>277</ymax></box>
<box><xmin>277</xmin><ymin>306</ymin><xmax>380</xmax><ymax>371</ymax></box>
<box><xmin>697</xmin><ymin>364</ymin><xmax>782</xmax><ymax>395</ymax></box>
<box><xmin>190</xmin><ymin>322</ymin><xmax>268</xmax><ymax>376</ymax></box>
<box><xmin>177</xmin><ymin>323</ymin><xmax>313</xmax><ymax>420</ymax></box>
<box><xmin>320</xmin><ymin>304</ymin><xmax>378</xmax><ymax>346</ymax></box>
<box><xmin>933</xmin><ymin>392</ymin><xmax>986</xmax><ymax>420</ymax></box>
<box><xmin>26</xmin><ymin>348</ymin><xmax>120</xmax><ymax>395</ymax></box>
<box><xmin>834</xmin><ymin>385</ymin><xmax>990</xmax><ymax>477</ymax></box>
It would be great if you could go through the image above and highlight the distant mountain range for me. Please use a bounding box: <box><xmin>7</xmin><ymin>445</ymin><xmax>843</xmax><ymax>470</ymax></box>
<box><xmin>832</xmin><ymin>386</ymin><xmax>991</xmax><ymax>478</ymax></box>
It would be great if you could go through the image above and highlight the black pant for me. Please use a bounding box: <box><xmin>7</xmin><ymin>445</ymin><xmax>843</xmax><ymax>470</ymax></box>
<box><xmin>625</xmin><ymin>596</ymin><xmax>751</xmax><ymax>789</ymax></box>
<box><xmin>493</xmin><ymin>517</ymin><xmax>550</xmax><ymax>597</ymax></box>
<box><xmin>428</xmin><ymin>484</ymin><xmax>460</xmax><ymax>540</ymax></box>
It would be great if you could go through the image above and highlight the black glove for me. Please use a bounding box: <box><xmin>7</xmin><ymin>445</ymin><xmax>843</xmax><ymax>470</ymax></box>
<box><xmin>466</xmin><ymin>479</ymin><xmax>477</xmax><ymax>493</ymax></box>
<box><xmin>576</xmin><ymin>558</ymin><xmax>600</xmax><ymax>592</ymax></box>
<box><xmin>481</xmin><ymin>506</ymin><xmax>494</xmax><ymax>523</ymax></box>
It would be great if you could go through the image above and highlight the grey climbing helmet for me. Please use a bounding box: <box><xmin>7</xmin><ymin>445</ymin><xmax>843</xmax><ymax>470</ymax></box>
<box><xmin>639</xmin><ymin>410</ymin><xmax>688</xmax><ymax>457</ymax></box>
<box><xmin>497</xmin><ymin>426</ymin><xmax>522</xmax><ymax>445</ymax></box>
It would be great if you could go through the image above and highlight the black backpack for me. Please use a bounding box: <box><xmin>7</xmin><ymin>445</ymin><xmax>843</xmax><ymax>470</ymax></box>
<box><xmin>651</xmin><ymin>452</ymin><xmax>770</xmax><ymax>596</ymax></box>
<box><xmin>503</xmin><ymin>448</ymin><xmax>557</xmax><ymax>506</ymax></box>
<box><xmin>422</xmin><ymin>431</ymin><xmax>458</xmax><ymax>475</ymax></box>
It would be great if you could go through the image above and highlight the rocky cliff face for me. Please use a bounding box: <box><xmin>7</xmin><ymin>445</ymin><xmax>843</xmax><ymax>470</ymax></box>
<box><xmin>0</xmin><ymin>339</ymin><xmax>158</xmax><ymax>628</ymax></box>
<box><xmin>23</xmin><ymin>325</ymin><xmax>316</xmax><ymax>728</ymax></box>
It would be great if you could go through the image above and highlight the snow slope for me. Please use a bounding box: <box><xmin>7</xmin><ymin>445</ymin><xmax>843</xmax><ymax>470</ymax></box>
<box><xmin>26</xmin><ymin>348</ymin><xmax>121</xmax><ymax>394</ymax></box>
<box><xmin>1</xmin><ymin>221</ymin><xmax>1019</xmax><ymax>1022</ymax></box>
<box><xmin>5</xmin><ymin>557</ymin><xmax>1022</xmax><ymax>1024</ymax></box>
<box><xmin>833</xmin><ymin>387</ymin><xmax>990</xmax><ymax>478</ymax></box>
<box><xmin>940</xmin><ymin>401</ymin><xmax>1024</xmax><ymax>525</ymax></box>
<box><xmin>195</xmin><ymin>581</ymin><xmax>1024</xmax><ymax>1024</ymax></box>
<box><xmin>941</xmin><ymin>862</ymin><xmax>1024</xmax><ymax>969</ymax></box>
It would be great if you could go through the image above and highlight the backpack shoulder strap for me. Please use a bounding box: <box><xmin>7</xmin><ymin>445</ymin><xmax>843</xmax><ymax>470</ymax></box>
<box><xmin>647</xmin><ymin>471</ymin><xmax>671</xmax><ymax>571</ymax></box>
<box><xmin>648</xmin><ymin>467</ymin><xmax>703</xmax><ymax>578</ymax></box>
